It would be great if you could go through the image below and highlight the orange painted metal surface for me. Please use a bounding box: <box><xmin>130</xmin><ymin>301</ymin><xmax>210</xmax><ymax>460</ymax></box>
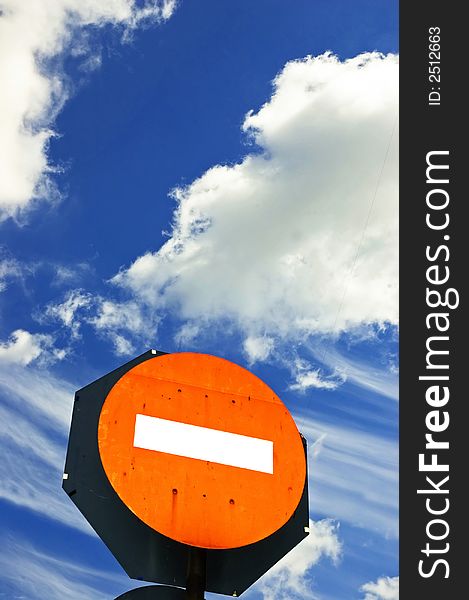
<box><xmin>98</xmin><ymin>352</ymin><xmax>306</xmax><ymax>550</ymax></box>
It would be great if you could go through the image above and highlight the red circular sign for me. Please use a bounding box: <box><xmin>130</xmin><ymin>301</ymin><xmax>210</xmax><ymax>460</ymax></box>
<box><xmin>98</xmin><ymin>352</ymin><xmax>306</xmax><ymax>549</ymax></box>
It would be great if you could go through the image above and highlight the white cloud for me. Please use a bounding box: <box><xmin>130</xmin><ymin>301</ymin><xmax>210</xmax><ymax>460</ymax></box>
<box><xmin>113</xmin><ymin>52</ymin><xmax>398</xmax><ymax>348</ymax></box>
<box><xmin>174</xmin><ymin>321</ymin><xmax>202</xmax><ymax>346</ymax></box>
<box><xmin>298</xmin><ymin>415</ymin><xmax>398</xmax><ymax>537</ymax></box>
<box><xmin>1</xmin><ymin>252</ymin><xmax>92</xmax><ymax>292</ymax></box>
<box><xmin>0</xmin><ymin>398</ymin><xmax>88</xmax><ymax>534</ymax></box>
<box><xmin>45</xmin><ymin>289</ymin><xmax>93</xmax><ymax>338</ymax></box>
<box><xmin>289</xmin><ymin>357</ymin><xmax>345</xmax><ymax>391</ymax></box>
<box><xmin>89</xmin><ymin>298</ymin><xmax>158</xmax><ymax>355</ymax></box>
<box><xmin>109</xmin><ymin>332</ymin><xmax>135</xmax><ymax>356</ymax></box>
<box><xmin>0</xmin><ymin>0</ymin><xmax>177</xmax><ymax>222</ymax></box>
<box><xmin>243</xmin><ymin>335</ymin><xmax>274</xmax><ymax>363</ymax></box>
<box><xmin>0</xmin><ymin>329</ymin><xmax>55</xmax><ymax>365</ymax></box>
<box><xmin>0</xmin><ymin>360</ymin><xmax>74</xmax><ymax>430</ymax></box>
<box><xmin>290</xmin><ymin>369</ymin><xmax>341</xmax><ymax>391</ymax></box>
<box><xmin>90</xmin><ymin>298</ymin><xmax>145</xmax><ymax>333</ymax></box>
<box><xmin>0</xmin><ymin>362</ymin><xmax>92</xmax><ymax>533</ymax></box>
<box><xmin>361</xmin><ymin>576</ymin><xmax>399</xmax><ymax>600</ymax></box>
<box><xmin>319</xmin><ymin>346</ymin><xmax>398</xmax><ymax>400</ymax></box>
<box><xmin>0</xmin><ymin>257</ymin><xmax>20</xmax><ymax>291</ymax></box>
<box><xmin>45</xmin><ymin>289</ymin><xmax>159</xmax><ymax>355</ymax></box>
<box><xmin>256</xmin><ymin>518</ymin><xmax>341</xmax><ymax>600</ymax></box>
<box><xmin>52</xmin><ymin>262</ymin><xmax>93</xmax><ymax>286</ymax></box>
<box><xmin>0</xmin><ymin>537</ymin><xmax>128</xmax><ymax>600</ymax></box>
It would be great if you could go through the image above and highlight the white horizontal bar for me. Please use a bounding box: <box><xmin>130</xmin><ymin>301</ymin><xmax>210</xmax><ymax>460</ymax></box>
<box><xmin>133</xmin><ymin>414</ymin><xmax>274</xmax><ymax>474</ymax></box>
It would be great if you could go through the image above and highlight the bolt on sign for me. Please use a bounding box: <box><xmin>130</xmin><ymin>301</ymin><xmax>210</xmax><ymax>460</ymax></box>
<box><xmin>63</xmin><ymin>351</ymin><xmax>309</xmax><ymax>598</ymax></box>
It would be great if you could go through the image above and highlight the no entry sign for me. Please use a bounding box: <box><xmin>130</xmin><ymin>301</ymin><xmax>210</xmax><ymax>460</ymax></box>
<box><xmin>98</xmin><ymin>352</ymin><xmax>306</xmax><ymax>550</ymax></box>
<box><xmin>63</xmin><ymin>350</ymin><xmax>309</xmax><ymax>596</ymax></box>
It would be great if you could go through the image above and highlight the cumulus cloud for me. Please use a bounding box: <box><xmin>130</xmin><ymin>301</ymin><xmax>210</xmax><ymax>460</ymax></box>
<box><xmin>0</xmin><ymin>0</ymin><xmax>176</xmax><ymax>221</ymax></box>
<box><xmin>361</xmin><ymin>575</ymin><xmax>399</xmax><ymax>600</ymax></box>
<box><xmin>112</xmin><ymin>52</ymin><xmax>398</xmax><ymax>348</ymax></box>
<box><xmin>257</xmin><ymin>518</ymin><xmax>341</xmax><ymax>599</ymax></box>
<box><xmin>0</xmin><ymin>329</ymin><xmax>57</xmax><ymax>365</ymax></box>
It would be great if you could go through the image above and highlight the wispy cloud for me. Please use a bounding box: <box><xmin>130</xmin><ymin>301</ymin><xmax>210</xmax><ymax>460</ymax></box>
<box><xmin>0</xmin><ymin>362</ymin><xmax>91</xmax><ymax>533</ymax></box>
<box><xmin>298</xmin><ymin>415</ymin><xmax>398</xmax><ymax>538</ymax></box>
<box><xmin>0</xmin><ymin>255</ymin><xmax>23</xmax><ymax>291</ymax></box>
<box><xmin>0</xmin><ymin>536</ymin><xmax>129</xmax><ymax>600</ymax></box>
<box><xmin>360</xmin><ymin>575</ymin><xmax>399</xmax><ymax>600</ymax></box>
<box><xmin>0</xmin><ymin>0</ymin><xmax>177</xmax><ymax>222</ymax></box>
<box><xmin>289</xmin><ymin>357</ymin><xmax>345</xmax><ymax>391</ymax></box>
<box><xmin>0</xmin><ymin>251</ymin><xmax>94</xmax><ymax>295</ymax></box>
<box><xmin>44</xmin><ymin>289</ymin><xmax>160</xmax><ymax>356</ymax></box>
<box><xmin>44</xmin><ymin>289</ymin><xmax>93</xmax><ymax>339</ymax></box>
<box><xmin>281</xmin><ymin>336</ymin><xmax>398</xmax><ymax>399</ymax></box>
<box><xmin>0</xmin><ymin>361</ymin><xmax>74</xmax><ymax>430</ymax></box>
<box><xmin>319</xmin><ymin>346</ymin><xmax>398</xmax><ymax>401</ymax></box>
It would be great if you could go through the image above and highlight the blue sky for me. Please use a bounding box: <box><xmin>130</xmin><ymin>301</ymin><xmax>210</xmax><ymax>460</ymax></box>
<box><xmin>0</xmin><ymin>1</ymin><xmax>398</xmax><ymax>599</ymax></box>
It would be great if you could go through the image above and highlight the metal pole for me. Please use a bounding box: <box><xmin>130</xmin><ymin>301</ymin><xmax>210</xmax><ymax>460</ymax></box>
<box><xmin>185</xmin><ymin>547</ymin><xmax>206</xmax><ymax>600</ymax></box>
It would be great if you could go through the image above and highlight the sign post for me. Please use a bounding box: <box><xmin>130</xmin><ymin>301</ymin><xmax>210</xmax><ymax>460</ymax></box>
<box><xmin>186</xmin><ymin>548</ymin><xmax>206</xmax><ymax>600</ymax></box>
<box><xmin>63</xmin><ymin>351</ymin><xmax>309</xmax><ymax>598</ymax></box>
